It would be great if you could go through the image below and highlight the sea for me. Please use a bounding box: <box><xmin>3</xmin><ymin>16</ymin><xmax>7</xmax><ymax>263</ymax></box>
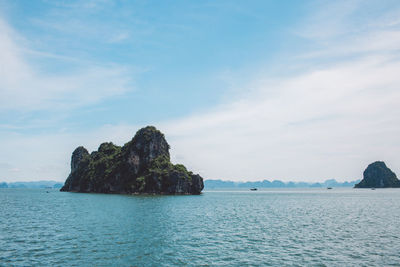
<box><xmin>1</xmin><ymin>188</ymin><xmax>399</xmax><ymax>266</ymax></box>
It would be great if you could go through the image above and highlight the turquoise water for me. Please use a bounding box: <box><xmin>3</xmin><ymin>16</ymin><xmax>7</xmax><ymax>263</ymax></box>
<box><xmin>1</xmin><ymin>188</ymin><xmax>400</xmax><ymax>266</ymax></box>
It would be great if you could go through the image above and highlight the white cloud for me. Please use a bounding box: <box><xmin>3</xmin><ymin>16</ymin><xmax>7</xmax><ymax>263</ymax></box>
<box><xmin>0</xmin><ymin>18</ymin><xmax>133</xmax><ymax>112</ymax></box>
<box><xmin>297</xmin><ymin>0</ymin><xmax>362</xmax><ymax>40</ymax></box>
<box><xmin>296</xmin><ymin>1</ymin><xmax>400</xmax><ymax>60</ymax></box>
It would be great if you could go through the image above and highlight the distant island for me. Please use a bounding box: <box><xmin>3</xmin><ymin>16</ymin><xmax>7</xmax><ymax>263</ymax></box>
<box><xmin>60</xmin><ymin>126</ymin><xmax>204</xmax><ymax>194</ymax></box>
<box><xmin>0</xmin><ymin>181</ymin><xmax>62</xmax><ymax>189</ymax></box>
<box><xmin>204</xmin><ymin>178</ymin><xmax>360</xmax><ymax>189</ymax></box>
<box><xmin>355</xmin><ymin>161</ymin><xmax>400</xmax><ymax>188</ymax></box>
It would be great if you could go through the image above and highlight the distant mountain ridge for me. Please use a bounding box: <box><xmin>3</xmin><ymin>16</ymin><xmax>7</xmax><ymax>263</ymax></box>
<box><xmin>205</xmin><ymin>179</ymin><xmax>360</xmax><ymax>189</ymax></box>
<box><xmin>0</xmin><ymin>181</ymin><xmax>63</xmax><ymax>189</ymax></box>
<box><xmin>4</xmin><ymin>163</ymin><xmax>381</xmax><ymax>190</ymax></box>
<box><xmin>2</xmin><ymin>179</ymin><xmax>360</xmax><ymax>189</ymax></box>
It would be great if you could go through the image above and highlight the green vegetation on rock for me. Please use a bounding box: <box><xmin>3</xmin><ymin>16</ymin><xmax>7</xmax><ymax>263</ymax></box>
<box><xmin>60</xmin><ymin>126</ymin><xmax>204</xmax><ymax>194</ymax></box>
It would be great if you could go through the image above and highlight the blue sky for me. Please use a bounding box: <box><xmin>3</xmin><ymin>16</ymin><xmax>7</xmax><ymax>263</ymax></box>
<box><xmin>1</xmin><ymin>0</ymin><xmax>400</xmax><ymax>182</ymax></box>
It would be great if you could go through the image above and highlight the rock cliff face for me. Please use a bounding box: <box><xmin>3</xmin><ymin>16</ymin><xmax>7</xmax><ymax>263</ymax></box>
<box><xmin>354</xmin><ymin>161</ymin><xmax>400</xmax><ymax>188</ymax></box>
<box><xmin>60</xmin><ymin>126</ymin><xmax>204</xmax><ymax>194</ymax></box>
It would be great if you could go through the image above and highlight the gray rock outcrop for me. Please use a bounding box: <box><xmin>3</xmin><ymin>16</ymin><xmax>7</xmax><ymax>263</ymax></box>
<box><xmin>354</xmin><ymin>161</ymin><xmax>400</xmax><ymax>188</ymax></box>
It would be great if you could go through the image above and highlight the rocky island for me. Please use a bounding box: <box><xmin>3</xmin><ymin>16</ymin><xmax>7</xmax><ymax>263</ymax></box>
<box><xmin>60</xmin><ymin>126</ymin><xmax>204</xmax><ymax>194</ymax></box>
<box><xmin>354</xmin><ymin>161</ymin><xmax>400</xmax><ymax>188</ymax></box>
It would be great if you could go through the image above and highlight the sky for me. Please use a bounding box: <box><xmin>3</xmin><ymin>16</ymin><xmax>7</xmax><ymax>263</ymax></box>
<box><xmin>0</xmin><ymin>0</ymin><xmax>400</xmax><ymax>182</ymax></box>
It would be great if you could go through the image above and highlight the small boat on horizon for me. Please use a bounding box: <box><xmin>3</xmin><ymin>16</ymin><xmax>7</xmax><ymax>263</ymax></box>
<box><xmin>250</xmin><ymin>188</ymin><xmax>258</xmax><ymax>191</ymax></box>
<box><xmin>327</xmin><ymin>187</ymin><xmax>332</xmax><ymax>190</ymax></box>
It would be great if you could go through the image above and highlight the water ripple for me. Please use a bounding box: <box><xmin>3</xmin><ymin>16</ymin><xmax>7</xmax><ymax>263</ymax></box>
<box><xmin>1</xmin><ymin>188</ymin><xmax>400</xmax><ymax>266</ymax></box>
